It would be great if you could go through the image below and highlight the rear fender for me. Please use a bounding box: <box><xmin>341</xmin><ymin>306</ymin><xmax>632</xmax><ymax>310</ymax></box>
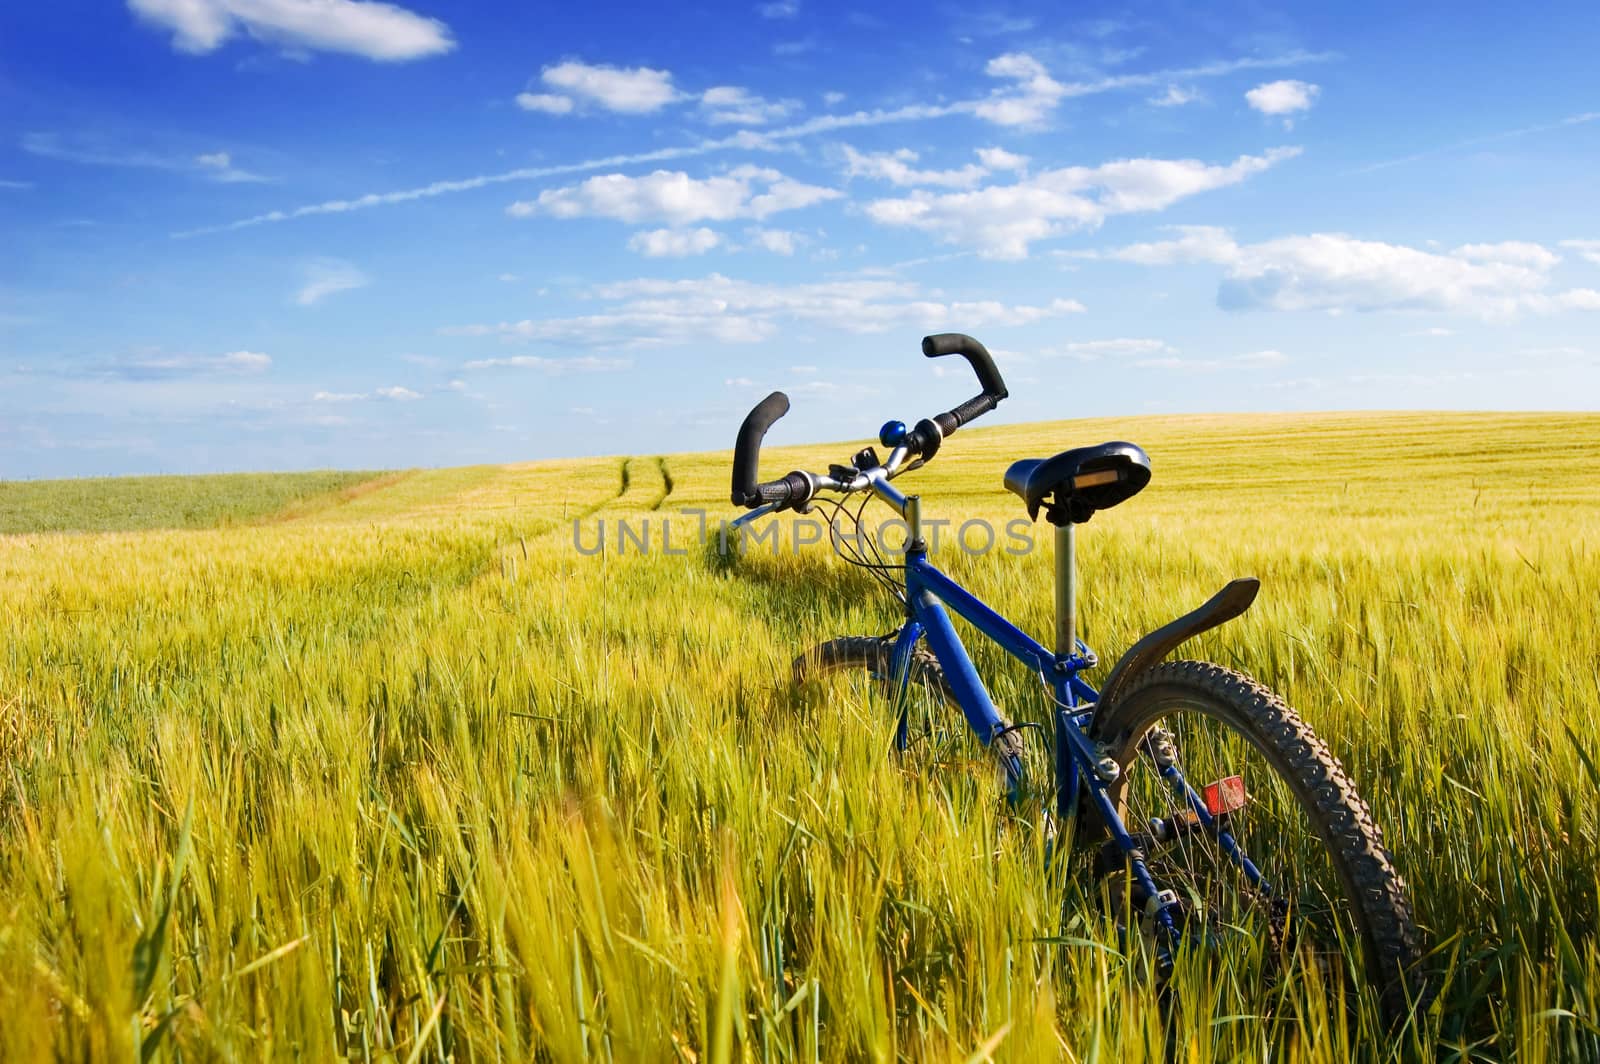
<box><xmin>1093</xmin><ymin>578</ymin><xmax>1261</xmax><ymax>714</ymax></box>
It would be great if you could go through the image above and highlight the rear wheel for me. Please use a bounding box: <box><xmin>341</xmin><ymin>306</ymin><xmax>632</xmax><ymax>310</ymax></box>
<box><xmin>793</xmin><ymin>635</ymin><xmax>1032</xmax><ymax>796</ymax></box>
<box><xmin>1090</xmin><ymin>660</ymin><xmax>1423</xmax><ymax>1017</ymax></box>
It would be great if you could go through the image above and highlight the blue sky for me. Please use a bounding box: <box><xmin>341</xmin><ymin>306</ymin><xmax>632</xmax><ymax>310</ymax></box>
<box><xmin>2</xmin><ymin>0</ymin><xmax>1597</xmax><ymax>478</ymax></box>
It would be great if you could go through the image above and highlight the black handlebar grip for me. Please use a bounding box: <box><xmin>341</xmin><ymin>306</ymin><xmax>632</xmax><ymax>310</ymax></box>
<box><xmin>927</xmin><ymin>392</ymin><xmax>999</xmax><ymax>445</ymax></box>
<box><xmin>921</xmin><ymin>333</ymin><xmax>1009</xmax><ymax>399</ymax></box>
<box><xmin>947</xmin><ymin>393</ymin><xmax>998</xmax><ymax>428</ymax></box>
<box><xmin>732</xmin><ymin>390</ymin><xmax>790</xmax><ymax>507</ymax></box>
<box><xmin>756</xmin><ymin>471</ymin><xmax>812</xmax><ymax>508</ymax></box>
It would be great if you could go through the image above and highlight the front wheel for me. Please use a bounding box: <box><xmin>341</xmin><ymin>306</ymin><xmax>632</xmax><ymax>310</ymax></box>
<box><xmin>1090</xmin><ymin>660</ymin><xmax>1423</xmax><ymax>1017</ymax></box>
<box><xmin>793</xmin><ymin>635</ymin><xmax>1031</xmax><ymax>796</ymax></box>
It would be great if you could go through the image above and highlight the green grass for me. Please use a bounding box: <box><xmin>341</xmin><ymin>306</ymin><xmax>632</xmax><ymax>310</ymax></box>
<box><xmin>0</xmin><ymin>469</ymin><xmax>387</xmax><ymax>535</ymax></box>
<box><xmin>1</xmin><ymin>411</ymin><xmax>1597</xmax><ymax>1060</ymax></box>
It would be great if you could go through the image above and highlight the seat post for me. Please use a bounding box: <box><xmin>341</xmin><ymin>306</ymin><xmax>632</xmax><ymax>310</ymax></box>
<box><xmin>1054</xmin><ymin>522</ymin><xmax>1076</xmax><ymax>659</ymax></box>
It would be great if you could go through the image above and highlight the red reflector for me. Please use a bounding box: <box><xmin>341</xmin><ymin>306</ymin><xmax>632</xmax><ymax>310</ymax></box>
<box><xmin>1203</xmin><ymin>775</ymin><xmax>1247</xmax><ymax>815</ymax></box>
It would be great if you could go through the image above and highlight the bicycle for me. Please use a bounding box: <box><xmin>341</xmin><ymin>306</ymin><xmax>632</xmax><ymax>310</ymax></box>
<box><xmin>727</xmin><ymin>333</ymin><xmax>1423</xmax><ymax>1017</ymax></box>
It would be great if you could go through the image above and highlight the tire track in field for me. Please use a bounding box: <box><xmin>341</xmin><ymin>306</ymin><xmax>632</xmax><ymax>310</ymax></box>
<box><xmin>258</xmin><ymin>471</ymin><xmax>415</xmax><ymax>525</ymax></box>
<box><xmin>649</xmin><ymin>458</ymin><xmax>674</xmax><ymax>511</ymax></box>
<box><xmin>576</xmin><ymin>457</ymin><xmax>640</xmax><ymax>520</ymax></box>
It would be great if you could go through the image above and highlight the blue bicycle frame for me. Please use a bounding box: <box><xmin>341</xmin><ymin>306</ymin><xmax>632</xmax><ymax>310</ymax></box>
<box><xmin>734</xmin><ymin>468</ymin><xmax>1272</xmax><ymax>945</ymax></box>
<box><xmin>861</xmin><ymin>481</ymin><xmax>1269</xmax><ymax>944</ymax></box>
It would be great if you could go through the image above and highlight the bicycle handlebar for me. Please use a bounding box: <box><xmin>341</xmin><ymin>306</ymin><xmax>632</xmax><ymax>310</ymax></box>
<box><xmin>731</xmin><ymin>390</ymin><xmax>792</xmax><ymax>507</ymax></box>
<box><xmin>902</xmin><ymin>333</ymin><xmax>1009</xmax><ymax>459</ymax></box>
<box><xmin>921</xmin><ymin>332</ymin><xmax>1008</xmax><ymax>398</ymax></box>
<box><xmin>730</xmin><ymin>332</ymin><xmax>1009</xmax><ymax>511</ymax></box>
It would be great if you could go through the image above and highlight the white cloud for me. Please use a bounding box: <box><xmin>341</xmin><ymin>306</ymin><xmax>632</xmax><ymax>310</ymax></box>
<box><xmin>1356</xmin><ymin>111</ymin><xmax>1600</xmax><ymax>174</ymax></box>
<box><xmin>1111</xmin><ymin>226</ymin><xmax>1600</xmax><ymax>319</ymax></box>
<box><xmin>519</xmin><ymin>68</ymin><xmax>794</xmax><ymax>124</ymax></box>
<box><xmin>295</xmin><ymin>259</ymin><xmax>368</xmax><ymax>305</ymax></box>
<box><xmin>93</xmin><ymin>350</ymin><xmax>273</xmax><ymax>380</ymax></box>
<box><xmin>842</xmin><ymin>146</ymin><xmax>988</xmax><ymax>188</ymax></box>
<box><xmin>531</xmin><ymin>60</ymin><xmax>681</xmax><ymax>115</ymax></box>
<box><xmin>25</xmin><ymin>132</ymin><xmax>266</xmax><ymax>181</ymax></box>
<box><xmin>461</xmin><ymin>355</ymin><xmax>634</xmax><ymax>372</ymax></box>
<box><xmin>127</xmin><ymin>0</ymin><xmax>453</xmax><ymax>60</ymax></box>
<box><xmin>1453</xmin><ymin>241</ymin><xmax>1558</xmax><ymax>269</ymax></box>
<box><xmin>515</xmin><ymin>93</ymin><xmax>574</xmax><ymax>115</ymax></box>
<box><xmin>773</xmin><ymin>37</ymin><xmax>816</xmax><ymax>56</ymax></box>
<box><xmin>701</xmin><ymin>86</ymin><xmax>797</xmax><ymax>125</ymax></box>
<box><xmin>0</xmin><ymin>178</ymin><xmax>32</xmax><ymax>190</ymax></box>
<box><xmin>974</xmin><ymin>52</ymin><xmax>1067</xmax><ymax>126</ymax></box>
<box><xmin>866</xmin><ymin>148</ymin><xmax>1299</xmax><ymax>259</ymax></box>
<box><xmin>1150</xmin><ymin>85</ymin><xmax>1200</xmax><ymax>107</ymax></box>
<box><xmin>822</xmin><ymin>91</ymin><xmax>846</xmax><ymax>107</ymax></box>
<box><xmin>628</xmin><ymin>227</ymin><xmax>723</xmax><ymax>257</ymax></box>
<box><xmin>1560</xmin><ymin>239</ymin><xmax>1600</xmax><ymax>266</ymax></box>
<box><xmin>1137</xmin><ymin>350</ymin><xmax>1287</xmax><ymax>372</ymax></box>
<box><xmin>746</xmin><ymin>227</ymin><xmax>802</xmax><ymax>255</ymax></box>
<box><xmin>1059</xmin><ymin>338</ymin><xmax>1175</xmax><ymax>359</ymax></box>
<box><xmin>187</xmin><ymin>49</ymin><xmax>1331</xmax><ymax>235</ymax></box>
<box><xmin>976</xmin><ymin>146</ymin><xmax>1028</xmax><ymax>172</ymax></box>
<box><xmin>312</xmin><ymin>384</ymin><xmax>431</xmax><ymax>402</ymax></box>
<box><xmin>511</xmin><ymin>165</ymin><xmax>839</xmax><ymax>226</ymax></box>
<box><xmin>1245</xmin><ymin>79</ymin><xmax>1319</xmax><ymax>118</ymax></box>
<box><xmin>220</xmin><ymin>351</ymin><xmax>272</xmax><ymax>371</ymax></box>
<box><xmin>759</xmin><ymin>0</ymin><xmax>799</xmax><ymax>16</ymax></box>
<box><xmin>444</xmin><ymin>273</ymin><xmax>1084</xmax><ymax>350</ymax></box>
<box><xmin>194</xmin><ymin>150</ymin><xmax>267</xmax><ymax>183</ymax></box>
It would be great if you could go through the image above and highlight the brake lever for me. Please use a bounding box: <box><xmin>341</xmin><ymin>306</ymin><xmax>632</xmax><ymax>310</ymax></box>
<box><xmin>729</xmin><ymin>502</ymin><xmax>779</xmax><ymax>530</ymax></box>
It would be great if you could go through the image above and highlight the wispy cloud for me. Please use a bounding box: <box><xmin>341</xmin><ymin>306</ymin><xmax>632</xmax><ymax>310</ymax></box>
<box><xmin>1561</xmin><ymin>239</ymin><xmax>1600</xmax><ymax>266</ymax></box>
<box><xmin>745</xmin><ymin>227</ymin><xmax>803</xmax><ymax>255</ymax></box>
<box><xmin>1137</xmin><ymin>349</ymin><xmax>1287</xmax><ymax>371</ymax></box>
<box><xmin>1150</xmin><ymin>85</ymin><xmax>1200</xmax><ymax>107</ymax></box>
<box><xmin>312</xmin><ymin>384</ymin><xmax>424</xmax><ymax>402</ymax></box>
<box><xmin>699</xmin><ymin>86</ymin><xmax>798</xmax><ymax>126</ymax></box>
<box><xmin>841</xmin><ymin>146</ymin><xmax>988</xmax><ymax>188</ymax></box>
<box><xmin>178</xmin><ymin>49</ymin><xmax>1332</xmax><ymax>237</ymax></box>
<box><xmin>461</xmin><ymin>355</ymin><xmax>634</xmax><ymax>372</ymax></box>
<box><xmin>1057</xmin><ymin>337</ymin><xmax>1176</xmax><ymax>359</ymax></box>
<box><xmin>24</xmin><ymin>132</ymin><xmax>268</xmax><ymax>181</ymax></box>
<box><xmin>74</xmin><ymin>350</ymin><xmax>273</xmax><ymax>382</ymax></box>
<box><xmin>444</xmin><ymin>273</ymin><xmax>1085</xmax><ymax>349</ymax></box>
<box><xmin>1352</xmin><ymin>110</ymin><xmax>1600</xmax><ymax>174</ymax></box>
<box><xmin>0</xmin><ymin>178</ymin><xmax>33</xmax><ymax>190</ymax></box>
<box><xmin>194</xmin><ymin>151</ymin><xmax>268</xmax><ymax>182</ymax></box>
<box><xmin>295</xmin><ymin>259</ymin><xmax>368</xmax><ymax>306</ymax></box>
